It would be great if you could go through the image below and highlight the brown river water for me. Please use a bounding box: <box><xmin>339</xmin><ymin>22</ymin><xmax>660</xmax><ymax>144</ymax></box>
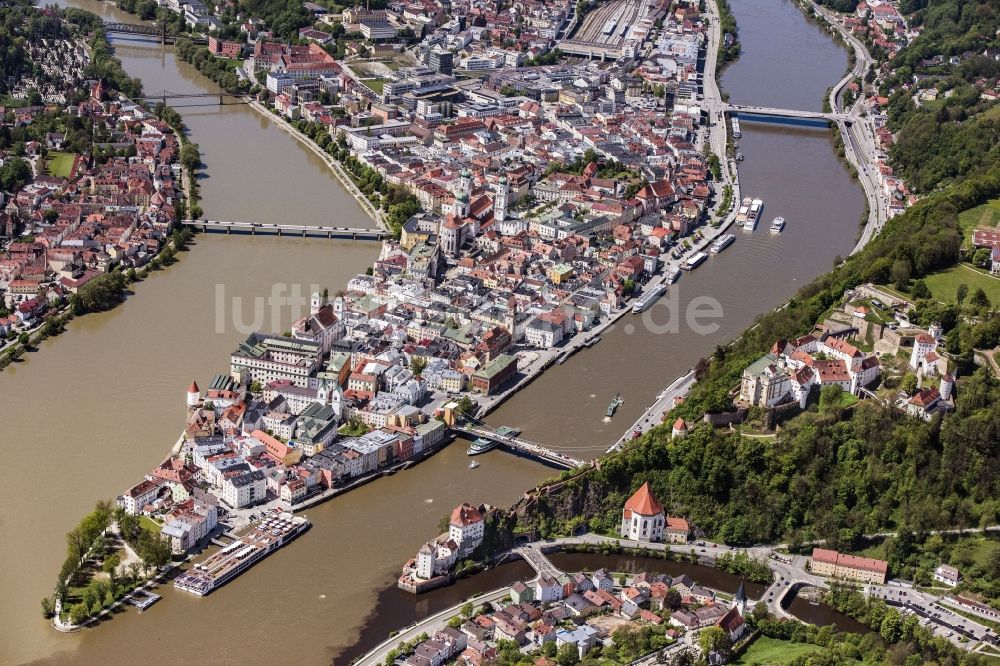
<box><xmin>3</xmin><ymin>0</ymin><xmax>862</xmax><ymax>662</ymax></box>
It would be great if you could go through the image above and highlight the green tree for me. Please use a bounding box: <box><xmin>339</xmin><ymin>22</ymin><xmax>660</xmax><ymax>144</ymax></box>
<box><xmin>900</xmin><ymin>372</ymin><xmax>918</xmax><ymax>395</ymax></box>
<box><xmin>956</xmin><ymin>282</ymin><xmax>968</xmax><ymax>306</ymax></box>
<box><xmin>410</xmin><ymin>355</ymin><xmax>428</xmax><ymax>376</ymax></box>
<box><xmin>0</xmin><ymin>157</ymin><xmax>31</xmax><ymax>191</ymax></box>
<box><xmin>880</xmin><ymin>609</ymin><xmax>902</xmax><ymax>643</ymax></box>
<box><xmin>102</xmin><ymin>553</ymin><xmax>121</xmax><ymax>576</ymax></box>
<box><xmin>890</xmin><ymin>258</ymin><xmax>912</xmax><ymax>289</ymax></box>
<box><xmin>454</xmin><ymin>395</ymin><xmax>476</xmax><ymax>415</ymax></box>
<box><xmin>973</xmin><ymin>248</ymin><xmax>992</xmax><ymax>268</ymax></box>
<box><xmin>69</xmin><ymin>603</ymin><xmax>90</xmax><ymax>626</ymax></box>
<box><xmin>819</xmin><ymin>384</ymin><xmax>847</xmax><ymax>412</ymax></box>
<box><xmin>75</xmin><ymin>272</ymin><xmax>127</xmax><ymax>313</ymax></box>
<box><xmin>985</xmin><ymin>547</ymin><xmax>1000</xmax><ymax>580</ymax></box>
<box><xmin>437</xmin><ymin>513</ymin><xmax>452</xmax><ymax>533</ymax></box>
<box><xmin>82</xmin><ymin>587</ymin><xmax>98</xmax><ymax>613</ymax></box>
<box><xmin>912</xmin><ymin>280</ymin><xmax>930</xmax><ymax>299</ymax></box>
<box><xmin>40</xmin><ymin>596</ymin><xmax>54</xmax><ymax>618</ymax></box>
<box><xmin>180</xmin><ymin>142</ymin><xmax>200</xmax><ymax>173</ymax></box>
<box><xmin>556</xmin><ymin>642</ymin><xmax>580</xmax><ymax>666</ymax></box>
<box><xmin>699</xmin><ymin>626</ymin><xmax>731</xmax><ymax>660</ymax></box>
<box><xmin>970</xmin><ymin>287</ymin><xmax>990</xmax><ymax>311</ymax></box>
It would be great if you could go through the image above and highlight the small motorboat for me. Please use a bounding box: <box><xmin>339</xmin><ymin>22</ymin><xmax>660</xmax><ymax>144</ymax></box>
<box><xmin>468</xmin><ymin>461</ymin><xmax>480</xmax><ymax>469</ymax></box>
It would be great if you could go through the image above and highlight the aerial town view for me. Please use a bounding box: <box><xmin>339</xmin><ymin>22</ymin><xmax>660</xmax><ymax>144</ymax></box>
<box><xmin>0</xmin><ymin>0</ymin><xmax>999</xmax><ymax>661</ymax></box>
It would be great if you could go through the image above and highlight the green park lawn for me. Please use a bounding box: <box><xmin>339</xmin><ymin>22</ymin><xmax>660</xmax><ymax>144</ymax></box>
<box><xmin>958</xmin><ymin>197</ymin><xmax>1000</xmax><ymax>244</ymax></box>
<box><xmin>922</xmin><ymin>263</ymin><xmax>1000</xmax><ymax>305</ymax></box>
<box><xmin>138</xmin><ymin>515</ymin><xmax>162</xmax><ymax>536</ymax></box>
<box><xmin>46</xmin><ymin>151</ymin><xmax>77</xmax><ymax>178</ymax></box>
<box><xmin>735</xmin><ymin>637</ymin><xmax>823</xmax><ymax>664</ymax></box>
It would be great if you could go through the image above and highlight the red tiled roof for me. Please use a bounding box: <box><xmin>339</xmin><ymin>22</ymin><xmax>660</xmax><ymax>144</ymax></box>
<box><xmin>666</xmin><ymin>516</ymin><xmax>689</xmax><ymax>532</ymax></box>
<box><xmin>811</xmin><ymin>547</ymin><xmax>888</xmax><ymax>574</ymax></box>
<box><xmin>624</xmin><ymin>482</ymin><xmax>664</xmax><ymax>517</ymax></box>
<box><xmin>450</xmin><ymin>502</ymin><xmax>483</xmax><ymax>526</ymax></box>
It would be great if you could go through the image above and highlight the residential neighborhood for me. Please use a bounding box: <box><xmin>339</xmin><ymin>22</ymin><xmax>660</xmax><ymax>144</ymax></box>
<box><xmin>385</xmin><ymin>565</ymin><xmax>750</xmax><ymax>666</ymax></box>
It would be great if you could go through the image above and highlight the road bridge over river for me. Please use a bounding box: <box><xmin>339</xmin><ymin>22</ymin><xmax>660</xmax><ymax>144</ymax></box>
<box><xmin>725</xmin><ymin>104</ymin><xmax>850</xmax><ymax>123</ymax></box>
<box><xmin>187</xmin><ymin>220</ymin><xmax>388</xmax><ymax>240</ymax></box>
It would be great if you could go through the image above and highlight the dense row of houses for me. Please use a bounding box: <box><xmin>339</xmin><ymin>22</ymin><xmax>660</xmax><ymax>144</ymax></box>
<box><xmin>1</xmin><ymin>87</ymin><xmax>183</xmax><ymax>335</ymax></box>
<box><xmin>394</xmin><ymin>567</ymin><xmax>749</xmax><ymax>666</ymax></box>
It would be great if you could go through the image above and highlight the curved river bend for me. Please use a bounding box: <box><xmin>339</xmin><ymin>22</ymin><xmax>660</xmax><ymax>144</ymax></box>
<box><xmin>4</xmin><ymin>0</ymin><xmax>862</xmax><ymax>663</ymax></box>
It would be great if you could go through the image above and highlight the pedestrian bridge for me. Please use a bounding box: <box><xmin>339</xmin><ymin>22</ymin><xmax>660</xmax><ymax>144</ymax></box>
<box><xmin>725</xmin><ymin>104</ymin><xmax>850</xmax><ymax>123</ymax></box>
<box><xmin>186</xmin><ymin>220</ymin><xmax>388</xmax><ymax>241</ymax></box>
<box><xmin>453</xmin><ymin>418</ymin><xmax>587</xmax><ymax>470</ymax></box>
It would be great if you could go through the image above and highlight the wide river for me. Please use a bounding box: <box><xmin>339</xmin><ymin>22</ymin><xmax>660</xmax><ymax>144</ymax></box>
<box><xmin>3</xmin><ymin>0</ymin><xmax>860</xmax><ymax>663</ymax></box>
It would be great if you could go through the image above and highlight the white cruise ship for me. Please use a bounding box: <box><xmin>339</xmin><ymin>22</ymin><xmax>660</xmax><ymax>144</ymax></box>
<box><xmin>632</xmin><ymin>284</ymin><xmax>666</xmax><ymax>314</ymax></box>
<box><xmin>710</xmin><ymin>234</ymin><xmax>736</xmax><ymax>254</ymax></box>
<box><xmin>744</xmin><ymin>198</ymin><xmax>763</xmax><ymax>231</ymax></box>
<box><xmin>734</xmin><ymin>197</ymin><xmax>752</xmax><ymax>228</ymax></box>
<box><xmin>174</xmin><ymin>512</ymin><xmax>310</xmax><ymax>596</ymax></box>
<box><xmin>684</xmin><ymin>252</ymin><xmax>708</xmax><ymax>270</ymax></box>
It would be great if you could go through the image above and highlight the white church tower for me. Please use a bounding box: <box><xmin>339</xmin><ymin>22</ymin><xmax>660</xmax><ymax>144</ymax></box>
<box><xmin>186</xmin><ymin>379</ymin><xmax>200</xmax><ymax>409</ymax></box>
<box><xmin>310</xmin><ymin>290</ymin><xmax>328</xmax><ymax>316</ymax></box>
<box><xmin>458</xmin><ymin>167</ymin><xmax>472</xmax><ymax>198</ymax></box>
<box><xmin>494</xmin><ymin>175</ymin><xmax>509</xmax><ymax>223</ymax></box>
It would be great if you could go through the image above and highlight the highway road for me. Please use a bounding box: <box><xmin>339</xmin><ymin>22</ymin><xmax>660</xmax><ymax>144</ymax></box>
<box><xmin>702</xmin><ymin>0</ymin><xmax>736</xmax><ymax>198</ymax></box>
<box><xmin>608</xmin><ymin>370</ymin><xmax>696</xmax><ymax>452</ymax></box>
<box><xmin>800</xmin><ymin>0</ymin><xmax>889</xmax><ymax>254</ymax></box>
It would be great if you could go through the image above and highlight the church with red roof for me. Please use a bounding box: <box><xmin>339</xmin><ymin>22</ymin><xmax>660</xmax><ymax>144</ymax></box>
<box><xmin>620</xmin><ymin>482</ymin><xmax>666</xmax><ymax>542</ymax></box>
<box><xmin>620</xmin><ymin>482</ymin><xmax>690</xmax><ymax>544</ymax></box>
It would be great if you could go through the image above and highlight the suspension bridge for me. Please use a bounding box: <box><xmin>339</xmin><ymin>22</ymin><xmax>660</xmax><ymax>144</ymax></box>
<box><xmin>452</xmin><ymin>414</ymin><xmax>596</xmax><ymax>470</ymax></box>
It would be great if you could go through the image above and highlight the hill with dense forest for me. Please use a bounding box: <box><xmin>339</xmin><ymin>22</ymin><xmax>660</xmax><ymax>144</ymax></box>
<box><xmin>497</xmin><ymin>160</ymin><xmax>1000</xmax><ymax>551</ymax></box>
<box><xmin>884</xmin><ymin>1</ymin><xmax>1000</xmax><ymax>192</ymax></box>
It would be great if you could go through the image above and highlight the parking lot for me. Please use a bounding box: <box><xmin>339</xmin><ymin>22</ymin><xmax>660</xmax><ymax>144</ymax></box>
<box><xmin>867</xmin><ymin>584</ymin><xmax>999</xmax><ymax>648</ymax></box>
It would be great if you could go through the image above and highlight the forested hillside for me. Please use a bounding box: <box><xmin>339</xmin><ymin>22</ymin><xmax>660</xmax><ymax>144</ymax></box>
<box><xmin>506</xmin><ymin>162</ymin><xmax>1000</xmax><ymax>549</ymax></box>
<box><xmin>881</xmin><ymin>0</ymin><xmax>1000</xmax><ymax>191</ymax></box>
